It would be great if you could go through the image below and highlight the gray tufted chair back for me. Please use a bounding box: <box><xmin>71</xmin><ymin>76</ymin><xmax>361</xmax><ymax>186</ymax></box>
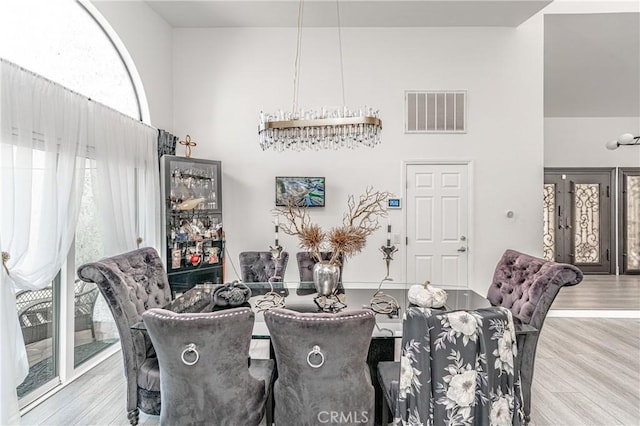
<box><xmin>486</xmin><ymin>249</ymin><xmax>583</xmax><ymax>329</ymax></box>
<box><xmin>265</xmin><ymin>308</ymin><xmax>376</xmax><ymax>426</ymax></box>
<box><xmin>142</xmin><ymin>307</ymin><xmax>274</xmax><ymax>426</ymax></box>
<box><xmin>239</xmin><ymin>251</ymin><xmax>289</xmax><ymax>282</ymax></box>
<box><xmin>485</xmin><ymin>249</ymin><xmax>583</xmax><ymax>422</ymax></box>
<box><xmin>77</xmin><ymin>247</ymin><xmax>172</xmax><ymax>425</ymax></box>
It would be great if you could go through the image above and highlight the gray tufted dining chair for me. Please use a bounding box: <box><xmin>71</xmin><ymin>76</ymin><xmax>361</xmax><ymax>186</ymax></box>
<box><xmin>265</xmin><ymin>308</ymin><xmax>376</xmax><ymax>426</ymax></box>
<box><xmin>77</xmin><ymin>247</ymin><xmax>172</xmax><ymax>425</ymax></box>
<box><xmin>239</xmin><ymin>251</ymin><xmax>289</xmax><ymax>296</ymax></box>
<box><xmin>486</xmin><ymin>249</ymin><xmax>583</xmax><ymax>423</ymax></box>
<box><xmin>142</xmin><ymin>307</ymin><xmax>274</xmax><ymax>426</ymax></box>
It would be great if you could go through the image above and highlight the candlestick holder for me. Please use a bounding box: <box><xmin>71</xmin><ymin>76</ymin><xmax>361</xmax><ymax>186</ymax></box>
<box><xmin>269</xmin><ymin>244</ymin><xmax>284</xmax><ymax>262</ymax></box>
<box><xmin>380</xmin><ymin>244</ymin><xmax>398</xmax><ymax>278</ymax></box>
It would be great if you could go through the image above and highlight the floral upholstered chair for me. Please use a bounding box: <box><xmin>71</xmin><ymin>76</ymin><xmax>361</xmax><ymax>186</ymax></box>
<box><xmin>378</xmin><ymin>306</ymin><xmax>524</xmax><ymax>425</ymax></box>
<box><xmin>487</xmin><ymin>249</ymin><xmax>583</xmax><ymax>422</ymax></box>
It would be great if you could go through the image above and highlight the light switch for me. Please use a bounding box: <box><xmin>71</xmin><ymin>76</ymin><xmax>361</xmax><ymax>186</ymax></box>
<box><xmin>393</xmin><ymin>233</ymin><xmax>401</xmax><ymax>244</ymax></box>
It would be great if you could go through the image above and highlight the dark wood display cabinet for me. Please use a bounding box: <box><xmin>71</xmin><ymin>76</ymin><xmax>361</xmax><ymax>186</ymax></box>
<box><xmin>160</xmin><ymin>155</ymin><xmax>224</xmax><ymax>294</ymax></box>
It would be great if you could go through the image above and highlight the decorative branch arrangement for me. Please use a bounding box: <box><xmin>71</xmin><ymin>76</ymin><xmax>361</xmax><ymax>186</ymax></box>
<box><xmin>274</xmin><ymin>187</ymin><xmax>392</xmax><ymax>265</ymax></box>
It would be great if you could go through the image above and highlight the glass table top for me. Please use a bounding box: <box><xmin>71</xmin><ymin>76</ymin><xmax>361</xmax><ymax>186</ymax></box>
<box><xmin>130</xmin><ymin>281</ymin><xmax>529</xmax><ymax>338</ymax></box>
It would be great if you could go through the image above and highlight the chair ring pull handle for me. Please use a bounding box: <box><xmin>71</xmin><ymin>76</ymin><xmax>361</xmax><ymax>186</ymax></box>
<box><xmin>181</xmin><ymin>343</ymin><xmax>199</xmax><ymax>366</ymax></box>
<box><xmin>306</xmin><ymin>345</ymin><xmax>325</xmax><ymax>368</ymax></box>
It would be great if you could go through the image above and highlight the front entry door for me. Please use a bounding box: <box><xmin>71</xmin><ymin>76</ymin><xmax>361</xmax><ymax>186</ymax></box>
<box><xmin>544</xmin><ymin>169</ymin><xmax>614</xmax><ymax>274</ymax></box>
<box><xmin>620</xmin><ymin>168</ymin><xmax>640</xmax><ymax>274</ymax></box>
<box><xmin>406</xmin><ymin>163</ymin><xmax>469</xmax><ymax>286</ymax></box>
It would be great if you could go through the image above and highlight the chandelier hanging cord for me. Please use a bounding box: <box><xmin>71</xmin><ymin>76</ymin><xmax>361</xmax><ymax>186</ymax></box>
<box><xmin>336</xmin><ymin>0</ymin><xmax>346</xmax><ymax>107</ymax></box>
<box><xmin>292</xmin><ymin>0</ymin><xmax>305</xmax><ymax>113</ymax></box>
<box><xmin>292</xmin><ymin>0</ymin><xmax>345</xmax><ymax>111</ymax></box>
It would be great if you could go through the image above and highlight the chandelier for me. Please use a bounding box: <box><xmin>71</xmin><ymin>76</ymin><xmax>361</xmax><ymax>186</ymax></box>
<box><xmin>258</xmin><ymin>0</ymin><xmax>382</xmax><ymax>152</ymax></box>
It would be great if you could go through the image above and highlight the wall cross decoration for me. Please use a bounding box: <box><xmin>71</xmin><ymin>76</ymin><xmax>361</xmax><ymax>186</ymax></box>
<box><xmin>179</xmin><ymin>134</ymin><xmax>197</xmax><ymax>158</ymax></box>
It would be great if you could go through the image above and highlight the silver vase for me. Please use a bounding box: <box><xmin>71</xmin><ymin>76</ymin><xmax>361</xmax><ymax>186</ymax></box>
<box><xmin>312</xmin><ymin>261</ymin><xmax>340</xmax><ymax>296</ymax></box>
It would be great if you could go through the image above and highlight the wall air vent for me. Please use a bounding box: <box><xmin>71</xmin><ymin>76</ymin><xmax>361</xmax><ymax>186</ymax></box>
<box><xmin>405</xmin><ymin>91</ymin><xmax>466</xmax><ymax>133</ymax></box>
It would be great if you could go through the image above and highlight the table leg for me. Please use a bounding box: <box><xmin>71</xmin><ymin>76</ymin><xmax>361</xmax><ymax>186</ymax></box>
<box><xmin>268</xmin><ymin>339</ymin><xmax>277</xmax><ymax>426</ymax></box>
<box><xmin>367</xmin><ymin>338</ymin><xmax>395</xmax><ymax>426</ymax></box>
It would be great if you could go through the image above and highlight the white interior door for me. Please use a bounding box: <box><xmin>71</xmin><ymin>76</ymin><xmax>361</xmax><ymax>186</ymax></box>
<box><xmin>406</xmin><ymin>163</ymin><xmax>469</xmax><ymax>287</ymax></box>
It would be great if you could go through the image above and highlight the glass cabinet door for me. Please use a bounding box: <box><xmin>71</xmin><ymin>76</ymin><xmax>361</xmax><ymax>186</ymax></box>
<box><xmin>166</xmin><ymin>157</ymin><xmax>221</xmax><ymax>213</ymax></box>
<box><xmin>161</xmin><ymin>156</ymin><xmax>224</xmax><ymax>290</ymax></box>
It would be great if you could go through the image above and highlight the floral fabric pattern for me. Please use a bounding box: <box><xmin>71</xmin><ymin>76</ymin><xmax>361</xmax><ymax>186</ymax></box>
<box><xmin>393</xmin><ymin>307</ymin><xmax>523</xmax><ymax>426</ymax></box>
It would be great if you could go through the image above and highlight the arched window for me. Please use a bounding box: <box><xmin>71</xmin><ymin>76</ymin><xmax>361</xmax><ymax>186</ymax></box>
<box><xmin>0</xmin><ymin>0</ymin><xmax>150</xmax><ymax>405</ymax></box>
<box><xmin>0</xmin><ymin>0</ymin><xmax>146</xmax><ymax>121</ymax></box>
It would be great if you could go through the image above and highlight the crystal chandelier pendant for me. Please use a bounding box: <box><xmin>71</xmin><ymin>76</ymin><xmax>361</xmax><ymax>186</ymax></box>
<box><xmin>259</xmin><ymin>107</ymin><xmax>382</xmax><ymax>152</ymax></box>
<box><xmin>258</xmin><ymin>0</ymin><xmax>382</xmax><ymax>152</ymax></box>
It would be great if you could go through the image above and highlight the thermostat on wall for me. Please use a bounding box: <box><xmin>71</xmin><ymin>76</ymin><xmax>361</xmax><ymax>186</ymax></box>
<box><xmin>387</xmin><ymin>198</ymin><xmax>402</xmax><ymax>209</ymax></box>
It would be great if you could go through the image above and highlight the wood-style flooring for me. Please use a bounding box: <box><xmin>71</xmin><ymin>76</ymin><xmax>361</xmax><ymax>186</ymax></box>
<box><xmin>529</xmin><ymin>318</ymin><xmax>640</xmax><ymax>425</ymax></box>
<box><xmin>20</xmin><ymin>275</ymin><xmax>640</xmax><ymax>424</ymax></box>
<box><xmin>21</xmin><ymin>316</ymin><xmax>640</xmax><ymax>426</ymax></box>
<box><xmin>552</xmin><ymin>275</ymin><xmax>640</xmax><ymax>310</ymax></box>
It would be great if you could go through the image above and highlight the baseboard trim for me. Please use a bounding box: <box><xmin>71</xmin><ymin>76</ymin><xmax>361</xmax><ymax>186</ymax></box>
<box><xmin>548</xmin><ymin>310</ymin><xmax>640</xmax><ymax>318</ymax></box>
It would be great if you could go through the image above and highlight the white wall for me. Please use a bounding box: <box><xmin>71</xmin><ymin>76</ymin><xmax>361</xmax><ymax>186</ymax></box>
<box><xmin>171</xmin><ymin>17</ymin><xmax>544</xmax><ymax>294</ymax></box>
<box><xmin>542</xmin><ymin>0</ymin><xmax>640</xmax><ymax>168</ymax></box>
<box><xmin>92</xmin><ymin>1</ymin><xmax>174</xmax><ymax>130</ymax></box>
<box><xmin>545</xmin><ymin>117</ymin><xmax>640</xmax><ymax>167</ymax></box>
<box><xmin>542</xmin><ymin>0</ymin><xmax>639</xmax><ymax>15</ymax></box>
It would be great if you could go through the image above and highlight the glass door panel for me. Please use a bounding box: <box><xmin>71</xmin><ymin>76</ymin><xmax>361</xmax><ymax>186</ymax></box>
<box><xmin>543</xmin><ymin>183</ymin><xmax>556</xmax><ymax>261</ymax></box>
<box><xmin>16</xmin><ymin>280</ymin><xmax>58</xmax><ymax>401</ymax></box>
<box><xmin>74</xmin><ymin>162</ymin><xmax>118</xmax><ymax>367</ymax></box>
<box><xmin>573</xmin><ymin>183</ymin><xmax>601</xmax><ymax>264</ymax></box>
<box><xmin>622</xmin><ymin>170</ymin><xmax>640</xmax><ymax>273</ymax></box>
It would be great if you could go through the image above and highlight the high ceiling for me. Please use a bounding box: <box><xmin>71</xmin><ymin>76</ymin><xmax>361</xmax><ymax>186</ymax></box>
<box><xmin>545</xmin><ymin>12</ymin><xmax>639</xmax><ymax>117</ymax></box>
<box><xmin>144</xmin><ymin>0</ymin><xmax>552</xmax><ymax>28</ymax></box>
<box><xmin>139</xmin><ymin>1</ymin><xmax>639</xmax><ymax>118</ymax></box>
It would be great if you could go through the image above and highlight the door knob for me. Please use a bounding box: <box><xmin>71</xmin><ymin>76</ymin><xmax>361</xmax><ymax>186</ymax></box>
<box><xmin>457</xmin><ymin>247</ymin><xmax>467</xmax><ymax>252</ymax></box>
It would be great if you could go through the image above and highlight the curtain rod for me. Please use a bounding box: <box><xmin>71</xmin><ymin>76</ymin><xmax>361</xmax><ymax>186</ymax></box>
<box><xmin>0</xmin><ymin>57</ymin><xmax>157</xmax><ymax>132</ymax></box>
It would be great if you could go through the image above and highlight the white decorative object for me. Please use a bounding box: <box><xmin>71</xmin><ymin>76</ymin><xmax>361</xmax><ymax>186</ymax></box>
<box><xmin>407</xmin><ymin>281</ymin><xmax>448</xmax><ymax>308</ymax></box>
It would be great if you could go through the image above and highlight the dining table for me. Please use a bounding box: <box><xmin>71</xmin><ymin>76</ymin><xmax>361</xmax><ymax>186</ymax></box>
<box><xmin>132</xmin><ymin>281</ymin><xmax>537</xmax><ymax>425</ymax></box>
<box><xmin>134</xmin><ymin>280</ymin><xmax>496</xmax><ymax>320</ymax></box>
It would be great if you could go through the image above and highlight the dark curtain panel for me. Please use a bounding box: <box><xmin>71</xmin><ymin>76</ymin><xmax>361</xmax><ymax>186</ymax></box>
<box><xmin>157</xmin><ymin>129</ymin><xmax>177</xmax><ymax>166</ymax></box>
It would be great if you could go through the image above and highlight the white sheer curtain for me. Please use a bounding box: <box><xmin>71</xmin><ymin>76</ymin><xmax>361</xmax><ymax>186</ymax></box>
<box><xmin>0</xmin><ymin>60</ymin><xmax>87</xmax><ymax>425</ymax></box>
<box><xmin>0</xmin><ymin>59</ymin><xmax>161</xmax><ymax>425</ymax></box>
<box><xmin>91</xmin><ymin>106</ymin><xmax>160</xmax><ymax>255</ymax></box>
